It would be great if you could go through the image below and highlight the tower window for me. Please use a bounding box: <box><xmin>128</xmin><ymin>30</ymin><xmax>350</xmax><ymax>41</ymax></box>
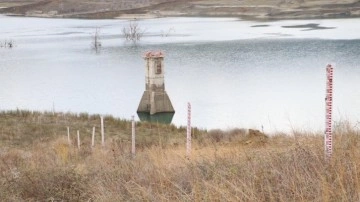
<box><xmin>156</xmin><ymin>61</ymin><xmax>162</xmax><ymax>74</ymax></box>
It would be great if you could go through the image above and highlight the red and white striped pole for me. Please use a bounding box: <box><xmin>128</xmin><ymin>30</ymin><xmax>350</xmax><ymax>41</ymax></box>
<box><xmin>325</xmin><ymin>64</ymin><xmax>334</xmax><ymax>160</ymax></box>
<box><xmin>186</xmin><ymin>102</ymin><xmax>191</xmax><ymax>158</ymax></box>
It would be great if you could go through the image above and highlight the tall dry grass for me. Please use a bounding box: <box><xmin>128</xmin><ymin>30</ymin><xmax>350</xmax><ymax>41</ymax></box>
<box><xmin>1</xmin><ymin>110</ymin><xmax>360</xmax><ymax>201</ymax></box>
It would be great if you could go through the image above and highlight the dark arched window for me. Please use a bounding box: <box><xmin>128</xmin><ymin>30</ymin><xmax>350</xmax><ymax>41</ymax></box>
<box><xmin>156</xmin><ymin>61</ymin><xmax>162</xmax><ymax>74</ymax></box>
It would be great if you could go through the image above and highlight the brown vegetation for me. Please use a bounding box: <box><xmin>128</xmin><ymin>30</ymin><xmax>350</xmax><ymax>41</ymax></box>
<box><xmin>1</xmin><ymin>110</ymin><xmax>360</xmax><ymax>201</ymax></box>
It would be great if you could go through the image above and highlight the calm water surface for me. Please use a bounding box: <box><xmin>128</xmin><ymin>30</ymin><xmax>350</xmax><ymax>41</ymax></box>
<box><xmin>0</xmin><ymin>15</ymin><xmax>360</xmax><ymax>133</ymax></box>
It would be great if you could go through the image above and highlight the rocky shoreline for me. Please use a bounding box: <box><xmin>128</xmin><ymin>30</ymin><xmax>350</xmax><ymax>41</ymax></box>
<box><xmin>0</xmin><ymin>0</ymin><xmax>360</xmax><ymax>21</ymax></box>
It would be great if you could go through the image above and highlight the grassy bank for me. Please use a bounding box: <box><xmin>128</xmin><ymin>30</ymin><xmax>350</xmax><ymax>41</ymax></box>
<box><xmin>1</xmin><ymin>110</ymin><xmax>360</xmax><ymax>201</ymax></box>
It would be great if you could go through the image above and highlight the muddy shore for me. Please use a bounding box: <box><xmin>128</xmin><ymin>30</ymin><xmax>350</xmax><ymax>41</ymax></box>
<box><xmin>0</xmin><ymin>0</ymin><xmax>360</xmax><ymax>20</ymax></box>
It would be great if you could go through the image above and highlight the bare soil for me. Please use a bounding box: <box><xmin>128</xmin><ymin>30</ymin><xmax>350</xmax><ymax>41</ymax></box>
<box><xmin>0</xmin><ymin>0</ymin><xmax>359</xmax><ymax>20</ymax></box>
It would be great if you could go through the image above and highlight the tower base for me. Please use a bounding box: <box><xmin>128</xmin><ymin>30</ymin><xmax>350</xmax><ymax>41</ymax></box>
<box><xmin>137</xmin><ymin>91</ymin><xmax>175</xmax><ymax>115</ymax></box>
<box><xmin>137</xmin><ymin>112</ymin><xmax>174</xmax><ymax>124</ymax></box>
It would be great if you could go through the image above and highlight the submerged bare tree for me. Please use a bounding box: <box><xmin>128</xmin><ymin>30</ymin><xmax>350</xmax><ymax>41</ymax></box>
<box><xmin>0</xmin><ymin>40</ymin><xmax>14</xmax><ymax>48</ymax></box>
<box><xmin>122</xmin><ymin>21</ymin><xmax>145</xmax><ymax>43</ymax></box>
<box><xmin>161</xmin><ymin>27</ymin><xmax>175</xmax><ymax>37</ymax></box>
<box><xmin>92</xmin><ymin>28</ymin><xmax>101</xmax><ymax>52</ymax></box>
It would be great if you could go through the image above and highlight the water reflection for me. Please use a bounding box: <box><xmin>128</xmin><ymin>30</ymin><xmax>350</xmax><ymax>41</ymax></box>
<box><xmin>137</xmin><ymin>112</ymin><xmax>175</xmax><ymax>124</ymax></box>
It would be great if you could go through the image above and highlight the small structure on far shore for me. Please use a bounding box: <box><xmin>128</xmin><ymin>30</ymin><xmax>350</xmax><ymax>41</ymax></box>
<box><xmin>137</xmin><ymin>51</ymin><xmax>175</xmax><ymax>115</ymax></box>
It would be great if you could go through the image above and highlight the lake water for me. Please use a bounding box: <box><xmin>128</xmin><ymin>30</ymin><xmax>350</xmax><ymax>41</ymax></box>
<box><xmin>1</xmin><ymin>15</ymin><xmax>360</xmax><ymax>133</ymax></box>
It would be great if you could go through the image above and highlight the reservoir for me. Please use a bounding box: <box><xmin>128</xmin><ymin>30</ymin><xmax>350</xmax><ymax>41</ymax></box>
<box><xmin>0</xmin><ymin>15</ymin><xmax>359</xmax><ymax>133</ymax></box>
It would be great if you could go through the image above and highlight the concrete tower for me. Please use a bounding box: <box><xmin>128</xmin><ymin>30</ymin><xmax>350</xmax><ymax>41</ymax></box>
<box><xmin>137</xmin><ymin>51</ymin><xmax>175</xmax><ymax>115</ymax></box>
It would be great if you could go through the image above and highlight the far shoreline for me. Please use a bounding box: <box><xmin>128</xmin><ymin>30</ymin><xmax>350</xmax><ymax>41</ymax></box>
<box><xmin>1</xmin><ymin>12</ymin><xmax>360</xmax><ymax>23</ymax></box>
<box><xmin>1</xmin><ymin>0</ymin><xmax>359</xmax><ymax>22</ymax></box>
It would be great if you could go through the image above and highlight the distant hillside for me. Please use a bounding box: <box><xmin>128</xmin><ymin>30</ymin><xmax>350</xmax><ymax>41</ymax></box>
<box><xmin>0</xmin><ymin>0</ymin><xmax>360</xmax><ymax>19</ymax></box>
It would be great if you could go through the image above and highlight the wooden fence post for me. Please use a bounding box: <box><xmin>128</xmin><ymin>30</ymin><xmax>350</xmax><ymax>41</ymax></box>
<box><xmin>101</xmin><ymin>116</ymin><xmax>105</xmax><ymax>147</ymax></box>
<box><xmin>77</xmin><ymin>130</ymin><xmax>80</xmax><ymax>150</ymax></box>
<box><xmin>132</xmin><ymin>115</ymin><xmax>135</xmax><ymax>157</ymax></box>
<box><xmin>92</xmin><ymin>126</ymin><xmax>95</xmax><ymax>148</ymax></box>
<box><xmin>67</xmin><ymin>127</ymin><xmax>71</xmax><ymax>145</ymax></box>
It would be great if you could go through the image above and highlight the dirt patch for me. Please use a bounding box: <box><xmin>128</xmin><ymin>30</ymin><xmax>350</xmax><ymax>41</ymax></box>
<box><xmin>242</xmin><ymin>129</ymin><xmax>268</xmax><ymax>146</ymax></box>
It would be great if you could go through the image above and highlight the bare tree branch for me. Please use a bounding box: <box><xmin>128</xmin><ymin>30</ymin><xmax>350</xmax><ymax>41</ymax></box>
<box><xmin>92</xmin><ymin>28</ymin><xmax>101</xmax><ymax>52</ymax></box>
<box><xmin>122</xmin><ymin>21</ymin><xmax>145</xmax><ymax>43</ymax></box>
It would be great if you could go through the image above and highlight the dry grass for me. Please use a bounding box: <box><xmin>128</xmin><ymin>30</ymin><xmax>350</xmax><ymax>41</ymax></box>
<box><xmin>1</xmin><ymin>110</ymin><xmax>360</xmax><ymax>201</ymax></box>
